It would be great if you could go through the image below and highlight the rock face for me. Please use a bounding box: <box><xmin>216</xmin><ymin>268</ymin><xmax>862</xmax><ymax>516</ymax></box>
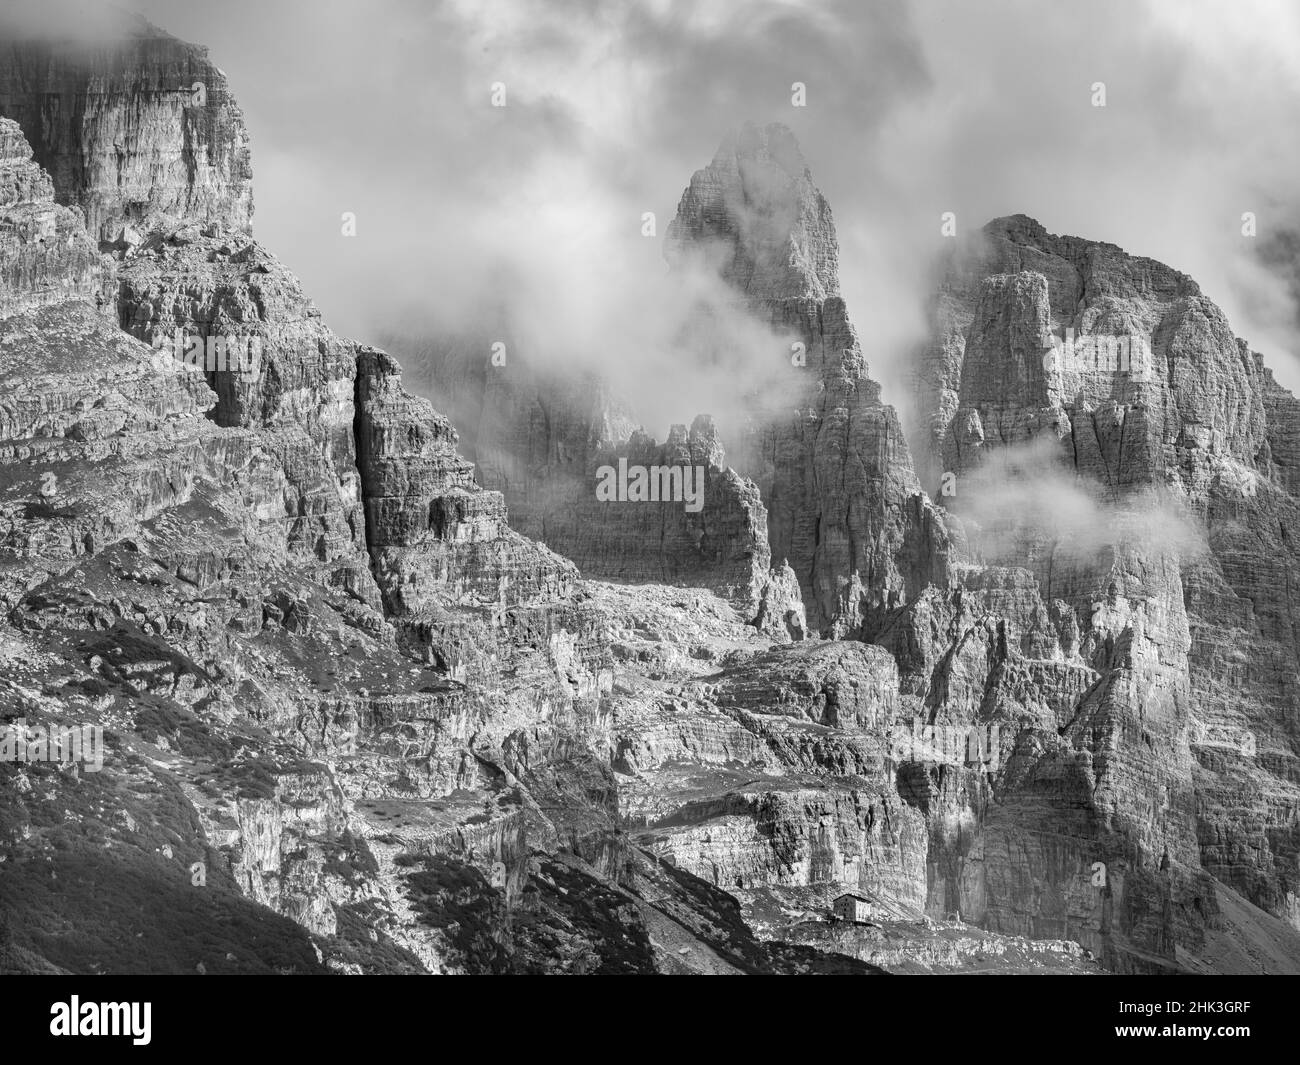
<box><xmin>115</xmin><ymin>221</ymin><xmax>371</xmax><ymax>589</ymax></box>
<box><xmin>388</xmin><ymin>336</ymin><xmax>788</xmax><ymax>618</ymax></box>
<box><xmin>667</xmin><ymin>123</ymin><xmax>840</xmax><ymax>302</ymax></box>
<box><xmin>396</xmin><ymin>343</ymin><xmax>638</xmax><ymax>530</ymax></box>
<box><xmin>490</xmin><ymin>413</ymin><xmax>781</xmax><ymax>618</ymax></box>
<box><xmin>915</xmin><ymin>214</ymin><xmax>1253</xmax><ymax>497</ymax></box>
<box><xmin>0</xmin><ymin>118</ymin><xmax>107</xmax><ymax>317</ymax></box>
<box><xmin>666</xmin><ymin>123</ymin><xmax>950</xmax><ymax>636</ymax></box>
<box><xmin>0</xmin><ymin>8</ymin><xmax>252</xmax><ymax>245</ymax></box>
<box><xmin>0</xmin><ymin>18</ymin><xmax>603</xmax><ymax>974</ymax></box>
<box><xmin>354</xmin><ymin>345</ymin><xmax>578</xmax><ymax>633</ymax></box>
<box><xmin>895</xmin><ymin>214</ymin><xmax>1300</xmax><ymax>969</ymax></box>
<box><xmin>404</xmin><ymin>124</ymin><xmax>949</xmax><ymax>638</ymax></box>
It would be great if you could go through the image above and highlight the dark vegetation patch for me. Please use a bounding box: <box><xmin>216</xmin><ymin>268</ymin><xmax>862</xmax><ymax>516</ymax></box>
<box><xmin>0</xmin><ymin>757</ymin><xmax>325</xmax><ymax>975</ymax></box>
<box><xmin>400</xmin><ymin>853</ymin><xmax>512</xmax><ymax>974</ymax></box>
<box><xmin>0</xmin><ymin>850</ymin><xmax>329</xmax><ymax>974</ymax></box>
<box><xmin>321</xmin><ymin>829</ymin><xmax>380</xmax><ymax>882</ymax></box>
<box><xmin>134</xmin><ymin>700</ymin><xmax>236</xmax><ymax>763</ymax></box>
<box><xmin>329</xmin><ymin>905</ymin><xmax>425</xmax><ymax>975</ymax></box>
<box><xmin>510</xmin><ymin>858</ymin><xmax>657</xmax><ymax>975</ymax></box>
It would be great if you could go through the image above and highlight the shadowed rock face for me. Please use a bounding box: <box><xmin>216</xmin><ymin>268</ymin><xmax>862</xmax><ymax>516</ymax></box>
<box><xmin>353</xmin><ymin>345</ymin><xmax>578</xmax><ymax>623</ymax></box>
<box><xmin>386</xmin><ymin>334</ymin><xmax>788</xmax><ymax>616</ymax></box>
<box><xmin>0</xmin><ymin>118</ymin><xmax>108</xmax><ymax>317</ymax></box>
<box><xmin>503</xmin><ymin>414</ymin><xmax>775</xmax><ymax>609</ymax></box>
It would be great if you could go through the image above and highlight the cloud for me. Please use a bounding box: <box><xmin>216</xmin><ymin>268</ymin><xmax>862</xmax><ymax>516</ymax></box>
<box><xmin>942</xmin><ymin>436</ymin><xmax>1207</xmax><ymax>565</ymax></box>
<box><xmin>0</xmin><ymin>0</ymin><xmax>147</xmax><ymax>39</ymax></box>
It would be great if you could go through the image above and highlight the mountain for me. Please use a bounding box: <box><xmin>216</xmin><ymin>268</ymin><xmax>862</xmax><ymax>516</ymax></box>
<box><xmin>1</xmin><ymin>12</ymin><xmax>1298</xmax><ymax>976</ymax></box>
<box><xmin>0</xmin><ymin>8</ymin><xmax>252</xmax><ymax>244</ymax></box>
<box><xmin>0</xmin><ymin>16</ymin><xmax>883</xmax><ymax>976</ymax></box>
<box><xmin>665</xmin><ymin>122</ymin><xmax>950</xmax><ymax>638</ymax></box>
<box><xmin>903</xmin><ymin>213</ymin><xmax>1300</xmax><ymax>967</ymax></box>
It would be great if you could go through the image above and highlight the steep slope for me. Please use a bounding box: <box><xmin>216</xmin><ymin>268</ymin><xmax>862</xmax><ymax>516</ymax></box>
<box><xmin>0</xmin><ymin>118</ymin><xmax>108</xmax><ymax>317</ymax></box>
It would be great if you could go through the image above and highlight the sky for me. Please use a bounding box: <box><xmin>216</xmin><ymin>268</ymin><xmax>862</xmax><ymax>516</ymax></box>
<box><xmin>13</xmin><ymin>0</ymin><xmax>1300</xmax><ymax>434</ymax></box>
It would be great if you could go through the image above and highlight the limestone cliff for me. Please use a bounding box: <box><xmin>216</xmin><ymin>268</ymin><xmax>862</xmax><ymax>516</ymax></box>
<box><xmin>0</xmin><ymin>7</ymin><xmax>252</xmax><ymax>245</ymax></box>
<box><xmin>897</xmin><ymin>214</ymin><xmax>1300</xmax><ymax>967</ymax></box>
<box><xmin>0</xmin><ymin>118</ymin><xmax>108</xmax><ymax>317</ymax></box>
<box><xmin>0</xmin><ymin>17</ymin><xmax>857</xmax><ymax>976</ymax></box>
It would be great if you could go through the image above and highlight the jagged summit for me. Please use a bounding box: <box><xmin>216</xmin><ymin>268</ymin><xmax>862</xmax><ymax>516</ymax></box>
<box><xmin>981</xmin><ymin>212</ymin><xmax>1048</xmax><ymax>238</ymax></box>
<box><xmin>915</xmin><ymin>210</ymin><xmax>1229</xmax><ymax>492</ymax></box>
<box><xmin>663</xmin><ymin>122</ymin><xmax>944</xmax><ymax>637</ymax></box>
<box><xmin>975</xmin><ymin>214</ymin><xmax>1202</xmax><ymax>299</ymax></box>
<box><xmin>666</xmin><ymin>121</ymin><xmax>839</xmax><ymax>301</ymax></box>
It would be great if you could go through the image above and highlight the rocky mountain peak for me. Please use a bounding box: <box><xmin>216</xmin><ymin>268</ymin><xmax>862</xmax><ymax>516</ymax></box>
<box><xmin>662</xmin><ymin>121</ymin><xmax>942</xmax><ymax>637</ymax></box>
<box><xmin>916</xmin><ymin>214</ymin><xmax>1255</xmax><ymax>498</ymax></box>
<box><xmin>981</xmin><ymin>213</ymin><xmax>1051</xmax><ymax>245</ymax></box>
<box><xmin>666</xmin><ymin>121</ymin><xmax>839</xmax><ymax>301</ymax></box>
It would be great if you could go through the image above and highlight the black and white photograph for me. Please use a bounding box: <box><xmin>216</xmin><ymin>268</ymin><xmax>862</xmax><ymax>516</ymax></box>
<box><xmin>0</xmin><ymin>0</ymin><xmax>1297</xmax><ymax>1032</ymax></box>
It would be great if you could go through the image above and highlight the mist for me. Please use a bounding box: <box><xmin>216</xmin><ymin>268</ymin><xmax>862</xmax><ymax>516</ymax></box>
<box><xmin>942</xmin><ymin>436</ymin><xmax>1209</xmax><ymax>567</ymax></box>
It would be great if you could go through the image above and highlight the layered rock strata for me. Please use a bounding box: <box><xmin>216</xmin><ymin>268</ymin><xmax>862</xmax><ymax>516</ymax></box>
<box><xmin>0</xmin><ymin>118</ymin><xmax>107</xmax><ymax>317</ymax></box>
<box><xmin>0</xmin><ymin>19</ymin><xmax>858</xmax><ymax>976</ymax></box>
<box><xmin>0</xmin><ymin>8</ymin><xmax>252</xmax><ymax>245</ymax></box>
<box><xmin>896</xmin><ymin>214</ymin><xmax>1300</xmax><ymax>968</ymax></box>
